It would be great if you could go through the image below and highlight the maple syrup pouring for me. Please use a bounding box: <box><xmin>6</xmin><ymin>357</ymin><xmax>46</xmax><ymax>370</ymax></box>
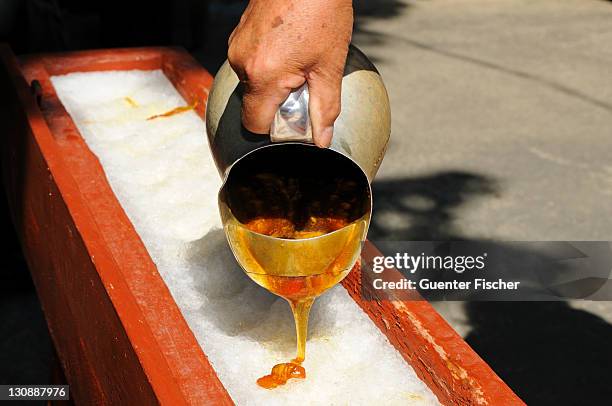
<box><xmin>245</xmin><ymin>218</ymin><xmax>347</xmax><ymax>389</ymax></box>
<box><xmin>256</xmin><ymin>297</ymin><xmax>313</xmax><ymax>389</ymax></box>
<box><xmin>223</xmin><ymin>145</ymin><xmax>370</xmax><ymax>389</ymax></box>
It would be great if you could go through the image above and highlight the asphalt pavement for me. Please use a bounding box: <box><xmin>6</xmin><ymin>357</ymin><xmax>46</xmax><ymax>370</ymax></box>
<box><xmin>352</xmin><ymin>2</ymin><xmax>612</xmax><ymax>403</ymax></box>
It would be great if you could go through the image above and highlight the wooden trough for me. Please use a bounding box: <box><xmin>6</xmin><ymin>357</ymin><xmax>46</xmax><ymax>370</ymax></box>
<box><xmin>0</xmin><ymin>45</ymin><xmax>523</xmax><ymax>405</ymax></box>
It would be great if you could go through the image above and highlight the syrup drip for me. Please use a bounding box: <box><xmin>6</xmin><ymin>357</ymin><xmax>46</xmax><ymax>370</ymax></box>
<box><xmin>256</xmin><ymin>361</ymin><xmax>305</xmax><ymax>389</ymax></box>
<box><xmin>230</xmin><ymin>168</ymin><xmax>368</xmax><ymax>389</ymax></box>
<box><xmin>146</xmin><ymin>100</ymin><xmax>198</xmax><ymax>120</ymax></box>
<box><xmin>247</xmin><ymin>217</ymin><xmax>344</xmax><ymax>389</ymax></box>
<box><xmin>124</xmin><ymin>96</ymin><xmax>138</xmax><ymax>107</ymax></box>
<box><xmin>257</xmin><ymin>297</ymin><xmax>314</xmax><ymax>389</ymax></box>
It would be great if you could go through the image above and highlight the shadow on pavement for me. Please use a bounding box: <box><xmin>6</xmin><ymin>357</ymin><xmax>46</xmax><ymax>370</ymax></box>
<box><xmin>371</xmin><ymin>171</ymin><xmax>612</xmax><ymax>405</ymax></box>
<box><xmin>370</xmin><ymin>171</ymin><xmax>497</xmax><ymax>241</ymax></box>
<box><xmin>466</xmin><ymin>301</ymin><xmax>612</xmax><ymax>405</ymax></box>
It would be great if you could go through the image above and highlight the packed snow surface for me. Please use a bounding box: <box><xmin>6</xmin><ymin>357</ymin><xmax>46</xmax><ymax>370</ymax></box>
<box><xmin>51</xmin><ymin>69</ymin><xmax>439</xmax><ymax>405</ymax></box>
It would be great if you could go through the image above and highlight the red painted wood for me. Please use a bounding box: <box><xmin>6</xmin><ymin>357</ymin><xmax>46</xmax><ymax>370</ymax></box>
<box><xmin>342</xmin><ymin>243</ymin><xmax>524</xmax><ymax>405</ymax></box>
<box><xmin>1</xmin><ymin>44</ymin><xmax>232</xmax><ymax>406</ymax></box>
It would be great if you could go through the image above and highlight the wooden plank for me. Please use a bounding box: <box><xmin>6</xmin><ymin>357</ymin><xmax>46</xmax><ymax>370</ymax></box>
<box><xmin>1</xmin><ymin>44</ymin><xmax>233</xmax><ymax>406</ymax></box>
<box><xmin>342</xmin><ymin>243</ymin><xmax>524</xmax><ymax>405</ymax></box>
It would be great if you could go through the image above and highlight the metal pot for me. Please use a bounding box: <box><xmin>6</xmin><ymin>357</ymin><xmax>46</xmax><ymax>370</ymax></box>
<box><xmin>205</xmin><ymin>44</ymin><xmax>391</xmax><ymax>183</ymax></box>
<box><xmin>207</xmin><ymin>44</ymin><xmax>389</xmax><ymax>282</ymax></box>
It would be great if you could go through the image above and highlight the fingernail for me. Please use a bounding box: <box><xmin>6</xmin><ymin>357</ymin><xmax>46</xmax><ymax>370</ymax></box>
<box><xmin>315</xmin><ymin>126</ymin><xmax>333</xmax><ymax>148</ymax></box>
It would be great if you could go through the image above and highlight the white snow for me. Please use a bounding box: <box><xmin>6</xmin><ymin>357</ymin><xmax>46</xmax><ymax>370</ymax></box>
<box><xmin>51</xmin><ymin>69</ymin><xmax>439</xmax><ymax>406</ymax></box>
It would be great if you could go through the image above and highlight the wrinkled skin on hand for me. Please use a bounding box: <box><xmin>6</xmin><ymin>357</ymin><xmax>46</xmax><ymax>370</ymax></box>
<box><xmin>228</xmin><ymin>0</ymin><xmax>353</xmax><ymax>147</ymax></box>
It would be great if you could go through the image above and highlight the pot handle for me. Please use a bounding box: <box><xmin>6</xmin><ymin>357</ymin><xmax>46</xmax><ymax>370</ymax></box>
<box><xmin>270</xmin><ymin>83</ymin><xmax>314</xmax><ymax>143</ymax></box>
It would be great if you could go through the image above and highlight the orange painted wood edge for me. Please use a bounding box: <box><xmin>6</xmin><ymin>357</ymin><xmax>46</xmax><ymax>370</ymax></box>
<box><xmin>1</xmin><ymin>44</ymin><xmax>160</xmax><ymax>405</ymax></box>
<box><xmin>0</xmin><ymin>42</ymin><xmax>163</xmax><ymax>404</ymax></box>
<box><xmin>1</xmin><ymin>44</ymin><xmax>232</xmax><ymax>405</ymax></box>
<box><xmin>342</xmin><ymin>242</ymin><xmax>525</xmax><ymax>405</ymax></box>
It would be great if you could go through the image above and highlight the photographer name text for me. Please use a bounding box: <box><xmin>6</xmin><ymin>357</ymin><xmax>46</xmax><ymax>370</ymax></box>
<box><xmin>370</xmin><ymin>252</ymin><xmax>520</xmax><ymax>291</ymax></box>
<box><xmin>372</xmin><ymin>278</ymin><xmax>521</xmax><ymax>291</ymax></box>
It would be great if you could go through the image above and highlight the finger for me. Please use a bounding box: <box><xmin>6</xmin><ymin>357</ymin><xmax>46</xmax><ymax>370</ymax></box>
<box><xmin>241</xmin><ymin>84</ymin><xmax>289</xmax><ymax>134</ymax></box>
<box><xmin>241</xmin><ymin>73</ymin><xmax>306</xmax><ymax>134</ymax></box>
<box><xmin>307</xmin><ymin>66</ymin><xmax>343</xmax><ymax>148</ymax></box>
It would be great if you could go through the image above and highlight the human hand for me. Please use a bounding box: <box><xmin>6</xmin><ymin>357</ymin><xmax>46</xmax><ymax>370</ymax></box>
<box><xmin>228</xmin><ymin>0</ymin><xmax>353</xmax><ymax>147</ymax></box>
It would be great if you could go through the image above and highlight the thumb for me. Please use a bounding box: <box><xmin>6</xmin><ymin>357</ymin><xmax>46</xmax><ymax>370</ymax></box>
<box><xmin>307</xmin><ymin>67</ymin><xmax>343</xmax><ymax>148</ymax></box>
